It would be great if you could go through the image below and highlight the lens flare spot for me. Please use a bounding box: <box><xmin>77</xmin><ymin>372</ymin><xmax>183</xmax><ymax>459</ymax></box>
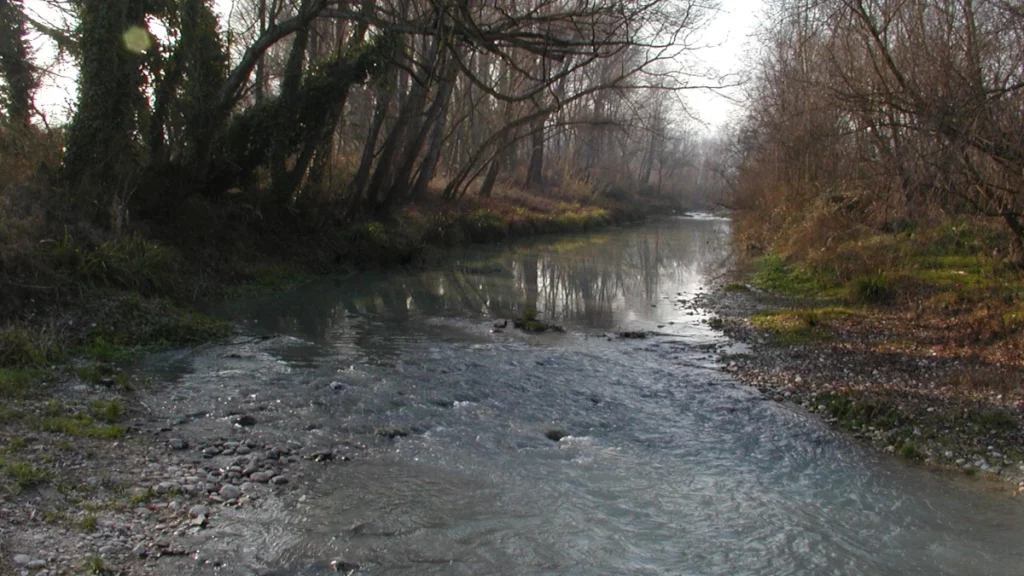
<box><xmin>123</xmin><ymin>26</ymin><xmax>151</xmax><ymax>54</ymax></box>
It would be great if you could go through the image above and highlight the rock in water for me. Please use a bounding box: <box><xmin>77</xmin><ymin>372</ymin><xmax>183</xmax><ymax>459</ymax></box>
<box><xmin>376</xmin><ymin>428</ymin><xmax>408</xmax><ymax>440</ymax></box>
<box><xmin>545</xmin><ymin>429</ymin><xmax>568</xmax><ymax>442</ymax></box>
<box><xmin>233</xmin><ymin>415</ymin><xmax>257</xmax><ymax>427</ymax></box>
<box><xmin>330</xmin><ymin>560</ymin><xmax>360</xmax><ymax>573</ymax></box>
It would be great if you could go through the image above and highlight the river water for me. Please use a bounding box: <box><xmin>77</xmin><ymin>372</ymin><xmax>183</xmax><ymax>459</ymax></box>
<box><xmin>138</xmin><ymin>216</ymin><xmax>1024</xmax><ymax>575</ymax></box>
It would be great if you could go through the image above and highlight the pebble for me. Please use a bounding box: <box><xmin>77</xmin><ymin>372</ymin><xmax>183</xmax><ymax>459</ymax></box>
<box><xmin>270</xmin><ymin>475</ymin><xmax>289</xmax><ymax>485</ymax></box>
<box><xmin>169</xmin><ymin>438</ymin><xmax>189</xmax><ymax>450</ymax></box>
<box><xmin>26</xmin><ymin>560</ymin><xmax>46</xmax><ymax>570</ymax></box>
<box><xmin>13</xmin><ymin>555</ymin><xmax>31</xmax><ymax>566</ymax></box>
<box><xmin>250</xmin><ymin>471</ymin><xmax>275</xmax><ymax>483</ymax></box>
<box><xmin>189</xmin><ymin>505</ymin><xmax>209</xmax><ymax>518</ymax></box>
<box><xmin>154</xmin><ymin>481</ymin><xmax>179</xmax><ymax>495</ymax></box>
<box><xmin>219</xmin><ymin>485</ymin><xmax>242</xmax><ymax>500</ymax></box>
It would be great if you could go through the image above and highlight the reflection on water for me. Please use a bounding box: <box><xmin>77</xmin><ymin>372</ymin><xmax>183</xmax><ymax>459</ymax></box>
<box><xmin>219</xmin><ymin>217</ymin><xmax>731</xmax><ymax>344</ymax></box>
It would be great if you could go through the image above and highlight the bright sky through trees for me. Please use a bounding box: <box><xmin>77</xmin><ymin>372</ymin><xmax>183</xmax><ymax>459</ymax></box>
<box><xmin>23</xmin><ymin>0</ymin><xmax>761</xmax><ymax>131</ymax></box>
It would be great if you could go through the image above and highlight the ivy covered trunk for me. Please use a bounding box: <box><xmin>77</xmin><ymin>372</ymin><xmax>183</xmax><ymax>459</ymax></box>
<box><xmin>0</xmin><ymin>0</ymin><xmax>35</xmax><ymax>127</ymax></box>
<box><xmin>61</xmin><ymin>0</ymin><xmax>149</xmax><ymax>225</ymax></box>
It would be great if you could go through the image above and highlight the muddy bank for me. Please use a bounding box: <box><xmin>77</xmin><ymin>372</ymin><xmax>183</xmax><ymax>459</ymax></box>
<box><xmin>698</xmin><ymin>285</ymin><xmax>1024</xmax><ymax>493</ymax></box>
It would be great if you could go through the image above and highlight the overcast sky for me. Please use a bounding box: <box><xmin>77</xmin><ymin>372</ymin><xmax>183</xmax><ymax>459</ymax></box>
<box><xmin>685</xmin><ymin>0</ymin><xmax>763</xmax><ymax>131</ymax></box>
<box><xmin>25</xmin><ymin>0</ymin><xmax>763</xmax><ymax>132</ymax></box>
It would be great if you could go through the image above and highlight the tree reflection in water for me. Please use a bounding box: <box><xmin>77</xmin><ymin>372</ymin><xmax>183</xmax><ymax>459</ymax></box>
<box><xmin>218</xmin><ymin>217</ymin><xmax>731</xmax><ymax>360</ymax></box>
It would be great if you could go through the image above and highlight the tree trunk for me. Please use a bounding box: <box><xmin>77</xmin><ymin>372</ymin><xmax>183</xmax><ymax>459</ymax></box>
<box><xmin>526</xmin><ymin>116</ymin><xmax>546</xmax><ymax>189</ymax></box>
<box><xmin>0</xmin><ymin>0</ymin><xmax>35</xmax><ymax>127</ymax></box>
<box><xmin>477</xmin><ymin>154</ymin><xmax>501</xmax><ymax>198</ymax></box>
<box><xmin>62</xmin><ymin>0</ymin><xmax>147</xmax><ymax>218</ymax></box>
<box><xmin>348</xmin><ymin>82</ymin><xmax>394</xmax><ymax>213</ymax></box>
<box><xmin>254</xmin><ymin>0</ymin><xmax>267</xmax><ymax>104</ymax></box>
<box><xmin>270</xmin><ymin>15</ymin><xmax>311</xmax><ymax>204</ymax></box>
<box><xmin>367</xmin><ymin>32</ymin><xmax>441</xmax><ymax>213</ymax></box>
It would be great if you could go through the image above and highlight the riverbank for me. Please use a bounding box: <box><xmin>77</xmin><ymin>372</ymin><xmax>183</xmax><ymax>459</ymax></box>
<box><xmin>700</xmin><ymin>230</ymin><xmax>1024</xmax><ymax>493</ymax></box>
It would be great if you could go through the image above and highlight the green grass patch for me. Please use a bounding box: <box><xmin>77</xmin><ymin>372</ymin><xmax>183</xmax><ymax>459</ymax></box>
<box><xmin>49</xmin><ymin>232</ymin><xmax>182</xmax><ymax>295</ymax></box>
<box><xmin>74</xmin><ymin>364</ymin><xmax>130</xmax><ymax>389</ymax></box>
<box><xmin>77</xmin><ymin>514</ymin><xmax>98</xmax><ymax>532</ymax></box>
<box><xmin>0</xmin><ymin>367</ymin><xmax>50</xmax><ymax>399</ymax></box>
<box><xmin>466</xmin><ymin>209</ymin><xmax>510</xmax><ymax>242</ymax></box>
<box><xmin>967</xmin><ymin>408</ymin><xmax>1017</xmax><ymax>432</ymax></box>
<box><xmin>34</xmin><ymin>404</ymin><xmax>127</xmax><ymax>440</ymax></box>
<box><xmin>82</xmin><ymin>556</ymin><xmax>110</xmax><ymax>575</ymax></box>
<box><xmin>911</xmin><ymin>267</ymin><xmax>994</xmax><ymax>290</ymax></box>
<box><xmin>73</xmin><ymin>293</ymin><xmax>232</xmax><ymax>353</ymax></box>
<box><xmin>36</xmin><ymin>416</ymin><xmax>127</xmax><ymax>440</ymax></box>
<box><xmin>750</xmin><ymin>308</ymin><xmax>852</xmax><ymax>345</ymax></box>
<box><xmin>897</xmin><ymin>440</ymin><xmax>924</xmax><ymax>461</ymax></box>
<box><xmin>144</xmin><ymin>311</ymin><xmax>232</xmax><ymax>346</ymax></box>
<box><xmin>0</xmin><ymin>326</ymin><xmax>60</xmax><ymax>368</ymax></box>
<box><xmin>1</xmin><ymin>457</ymin><xmax>49</xmax><ymax>489</ymax></box>
<box><xmin>88</xmin><ymin>400</ymin><xmax>125</xmax><ymax>424</ymax></box>
<box><xmin>80</xmin><ymin>337</ymin><xmax>134</xmax><ymax>363</ymax></box>
<box><xmin>815</xmin><ymin>391</ymin><xmax>906</xmax><ymax>431</ymax></box>
<box><xmin>848</xmin><ymin>272</ymin><xmax>890</xmax><ymax>305</ymax></box>
<box><xmin>128</xmin><ymin>488</ymin><xmax>153</xmax><ymax>505</ymax></box>
<box><xmin>225</xmin><ymin>262</ymin><xmax>314</xmax><ymax>298</ymax></box>
<box><xmin>750</xmin><ymin>254</ymin><xmax>838</xmax><ymax>297</ymax></box>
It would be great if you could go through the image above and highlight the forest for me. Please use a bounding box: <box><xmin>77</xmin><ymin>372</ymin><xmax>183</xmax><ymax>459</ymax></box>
<box><xmin>0</xmin><ymin>0</ymin><xmax>726</xmax><ymax>299</ymax></box>
<box><xmin>5</xmin><ymin>0</ymin><xmax>1024</xmax><ymax>332</ymax></box>
<box><xmin>730</xmin><ymin>0</ymin><xmax>1024</xmax><ymax>269</ymax></box>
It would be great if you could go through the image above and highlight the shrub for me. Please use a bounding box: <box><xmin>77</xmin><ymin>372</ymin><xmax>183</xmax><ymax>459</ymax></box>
<box><xmin>88</xmin><ymin>400</ymin><xmax>125</xmax><ymax>424</ymax></box>
<box><xmin>850</xmin><ymin>273</ymin><xmax>889</xmax><ymax>305</ymax></box>
<box><xmin>0</xmin><ymin>326</ymin><xmax>57</xmax><ymax>367</ymax></box>
<box><xmin>466</xmin><ymin>209</ymin><xmax>508</xmax><ymax>242</ymax></box>
<box><xmin>49</xmin><ymin>232</ymin><xmax>182</xmax><ymax>294</ymax></box>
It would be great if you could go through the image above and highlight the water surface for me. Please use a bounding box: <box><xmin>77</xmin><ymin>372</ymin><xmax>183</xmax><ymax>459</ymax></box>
<box><xmin>140</xmin><ymin>217</ymin><xmax>1024</xmax><ymax>575</ymax></box>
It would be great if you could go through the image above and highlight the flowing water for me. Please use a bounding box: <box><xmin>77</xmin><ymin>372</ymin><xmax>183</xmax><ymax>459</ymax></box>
<box><xmin>138</xmin><ymin>216</ymin><xmax>1024</xmax><ymax>575</ymax></box>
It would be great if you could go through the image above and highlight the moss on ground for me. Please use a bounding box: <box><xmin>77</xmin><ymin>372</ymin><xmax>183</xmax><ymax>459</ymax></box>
<box><xmin>750</xmin><ymin>308</ymin><xmax>855</xmax><ymax>345</ymax></box>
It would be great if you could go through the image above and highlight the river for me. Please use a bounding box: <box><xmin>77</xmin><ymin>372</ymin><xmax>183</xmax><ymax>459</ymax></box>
<box><xmin>137</xmin><ymin>216</ymin><xmax>1024</xmax><ymax>575</ymax></box>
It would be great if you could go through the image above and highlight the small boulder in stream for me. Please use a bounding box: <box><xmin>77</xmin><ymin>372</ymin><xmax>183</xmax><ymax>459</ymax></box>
<box><xmin>232</xmin><ymin>414</ymin><xmax>257</xmax><ymax>427</ymax></box>
<box><xmin>330</xmin><ymin>560</ymin><xmax>360</xmax><ymax>573</ymax></box>
<box><xmin>513</xmin><ymin>317</ymin><xmax>565</xmax><ymax>333</ymax></box>
<box><xmin>545</xmin><ymin>429</ymin><xmax>569</xmax><ymax>442</ymax></box>
<box><xmin>376</xmin><ymin>428</ymin><xmax>409</xmax><ymax>440</ymax></box>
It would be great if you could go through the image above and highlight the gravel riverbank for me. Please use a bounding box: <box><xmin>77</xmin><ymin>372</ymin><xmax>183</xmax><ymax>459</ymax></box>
<box><xmin>699</xmin><ymin>285</ymin><xmax>1024</xmax><ymax>494</ymax></box>
<box><xmin>0</xmin><ymin>362</ymin><xmax>359</xmax><ymax>576</ymax></box>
